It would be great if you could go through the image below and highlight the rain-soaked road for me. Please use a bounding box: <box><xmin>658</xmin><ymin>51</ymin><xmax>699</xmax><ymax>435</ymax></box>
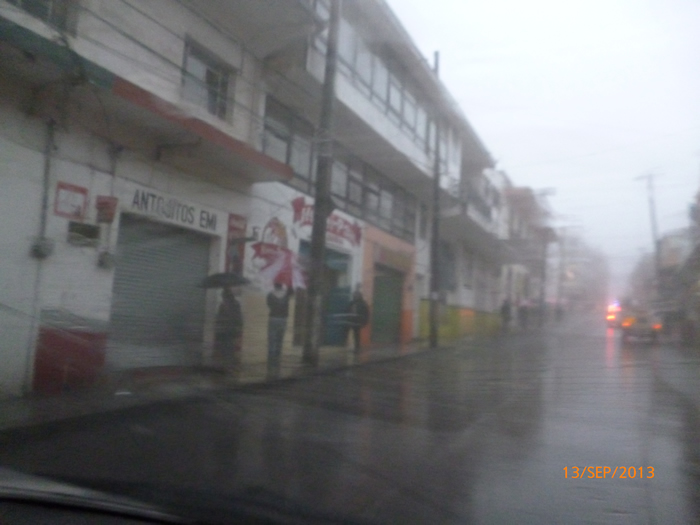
<box><xmin>1</xmin><ymin>314</ymin><xmax>699</xmax><ymax>523</ymax></box>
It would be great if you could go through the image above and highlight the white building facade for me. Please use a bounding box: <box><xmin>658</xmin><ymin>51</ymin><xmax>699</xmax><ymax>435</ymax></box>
<box><xmin>0</xmin><ymin>0</ymin><xmax>522</xmax><ymax>397</ymax></box>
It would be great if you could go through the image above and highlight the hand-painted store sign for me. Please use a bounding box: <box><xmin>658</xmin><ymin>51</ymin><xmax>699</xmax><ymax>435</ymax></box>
<box><xmin>129</xmin><ymin>188</ymin><xmax>223</xmax><ymax>235</ymax></box>
<box><xmin>291</xmin><ymin>197</ymin><xmax>362</xmax><ymax>246</ymax></box>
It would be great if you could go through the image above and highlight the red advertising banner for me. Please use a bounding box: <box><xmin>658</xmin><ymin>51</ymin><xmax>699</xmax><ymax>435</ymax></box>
<box><xmin>291</xmin><ymin>196</ymin><xmax>361</xmax><ymax>246</ymax></box>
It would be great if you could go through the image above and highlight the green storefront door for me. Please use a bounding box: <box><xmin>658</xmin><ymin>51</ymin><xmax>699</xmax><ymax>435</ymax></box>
<box><xmin>298</xmin><ymin>242</ymin><xmax>351</xmax><ymax>346</ymax></box>
<box><xmin>371</xmin><ymin>266</ymin><xmax>403</xmax><ymax>344</ymax></box>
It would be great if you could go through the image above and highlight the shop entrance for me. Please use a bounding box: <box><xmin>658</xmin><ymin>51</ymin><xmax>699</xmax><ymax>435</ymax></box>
<box><xmin>295</xmin><ymin>242</ymin><xmax>351</xmax><ymax>346</ymax></box>
<box><xmin>109</xmin><ymin>214</ymin><xmax>210</xmax><ymax>368</ymax></box>
<box><xmin>371</xmin><ymin>265</ymin><xmax>403</xmax><ymax>344</ymax></box>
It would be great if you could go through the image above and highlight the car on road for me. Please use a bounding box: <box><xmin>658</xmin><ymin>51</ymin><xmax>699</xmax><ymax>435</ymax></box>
<box><xmin>620</xmin><ymin>312</ymin><xmax>662</xmax><ymax>343</ymax></box>
<box><xmin>606</xmin><ymin>302</ymin><xmax>622</xmax><ymax>328</ymax></box>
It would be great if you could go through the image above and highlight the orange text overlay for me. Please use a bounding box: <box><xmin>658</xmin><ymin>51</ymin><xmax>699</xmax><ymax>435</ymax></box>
<box><xmin>563</xmin><ymin>466</ymin><xmax>654</xmax><ymax>479</ymax></box>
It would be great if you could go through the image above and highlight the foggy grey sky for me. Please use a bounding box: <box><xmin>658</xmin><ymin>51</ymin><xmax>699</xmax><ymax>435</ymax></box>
<box><xmin>386</xmin><ymin>0</ymin><xmax>700</xmax><ymax>296</ymax></box>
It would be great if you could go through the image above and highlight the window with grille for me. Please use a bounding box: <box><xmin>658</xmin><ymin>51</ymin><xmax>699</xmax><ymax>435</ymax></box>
<box><xmin>183</xmin><ymin>41</ymin><xmax>232</xmax><ymax>121</ymax></box>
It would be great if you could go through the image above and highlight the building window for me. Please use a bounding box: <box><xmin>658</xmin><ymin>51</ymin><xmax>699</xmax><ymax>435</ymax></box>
<box><xmin>331</xmin><ymin>162</ymin><xmax>348</xmax><ymax>198</ymax></box>
<box><xmin>289</xmin><ymin>135</ymin><xmax>313</xmax><ymax>180</ymax></box>
<box><xmin>419</xmin><ymin>203</ymin><xmax>428</xmax><ymax>240</ymax></box>
<box><xmin>372</xmin><ymin>60</ymin><xmax>389</xmax><ymax>103</ymax></box>
<box><xmin>183</xmin><ymin>42</ymin><xmax>232</xmax><ymax>120</ymax></box>
<box><xmin>8</xmin><ymin>0</ymin><xmax>70</xmax><ymax>29</ymax></box>
<box><xmin>440</xmin><ymin>242</ymin><xmax>457</xmax><ymax>291</ymax></box>
<box><xmin>338</xmin><ymin>18</ymin><xmax>356</xmax><ymax>70</ymax></box>
<box><xmin>388</xmin><ymin>75</ymin><xmax>402</xmax><ymax>115</ymax></box>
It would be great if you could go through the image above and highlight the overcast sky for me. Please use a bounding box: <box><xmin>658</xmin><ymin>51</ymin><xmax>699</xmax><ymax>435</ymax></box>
<box><xmin>386</xmin><ymin>0</ymin><xmax>700</xmax><ymax>296</ymax></box>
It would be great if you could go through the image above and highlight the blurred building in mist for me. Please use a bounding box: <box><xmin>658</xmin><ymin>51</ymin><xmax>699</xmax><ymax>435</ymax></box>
<box><xmin>654</xmin><ymin>223</ymin><xmax>699</xmax><ymax>343</ymax></box>
<box><xmin>0</xmin><ymin>0</ymin><xmax>562</xmax><ymax>396</ymax></box>
<box><xmin>554</xmin><ymin>233</ymin><xmax>609</xmax><ymax>312</ymax></box>
<box><xmin>501</xmin><ymin>187</ymin><xmax>556</xmax><ymax>321</ymax></box>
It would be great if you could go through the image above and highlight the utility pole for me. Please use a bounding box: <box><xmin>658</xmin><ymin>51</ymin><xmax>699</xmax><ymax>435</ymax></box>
<box><xmin>302</xmin><ymin>0</ymin><xmax>340</xmax><ymax>365</ymax></box>
<box><xmin>636</xmin><ymin>173</ymin><xmax>661</xmax><ymax>282</ymax></box>
<box><xmin>429</xmin><ymin>51</ymin><xmax>441</xmax><ymax>349</ymax></box>
<box><xmin>556</xmin><ymin>227</ymin><xmax>566</xmax><ymax>308</ymax></box>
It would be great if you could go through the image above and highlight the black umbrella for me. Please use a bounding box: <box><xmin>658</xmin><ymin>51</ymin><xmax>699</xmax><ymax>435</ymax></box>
<box><xmin>199</xmin><ymin>272</ymin><xmax>250</xmax><ymax>288</ymax></box>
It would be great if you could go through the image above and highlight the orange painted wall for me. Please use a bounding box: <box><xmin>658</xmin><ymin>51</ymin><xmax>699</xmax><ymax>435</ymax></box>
<box><xmin>361</xmin><ymin>226</ymin><xmax>416</xmax><ymax>345</ymax></box>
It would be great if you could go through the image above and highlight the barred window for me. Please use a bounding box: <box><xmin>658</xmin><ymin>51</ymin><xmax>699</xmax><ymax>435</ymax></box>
<box><xmin>183</xmin><ymin>42</ymin><xmax>232</xmax><ymax>120</ymax></box>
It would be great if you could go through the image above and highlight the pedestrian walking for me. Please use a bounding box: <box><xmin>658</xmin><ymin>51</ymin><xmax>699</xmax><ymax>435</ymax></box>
<box><xmin>215</xmin><ymin>287</ymin><xmax>243</xmax><ymax>363</ymax></box>
<box><xmin>266</xmin><ymin>281</ymin><xmax>293</xmax><ymax>368</ymax></box>
<box><xmin>500</xmin><ymin>299</ymin><xmax>512</xmax><ymax>333</ymax></box>
<box><xmin>347</xmin><ymin>290</ymin><xmax>370</xmax><ymax>351</ymax></box>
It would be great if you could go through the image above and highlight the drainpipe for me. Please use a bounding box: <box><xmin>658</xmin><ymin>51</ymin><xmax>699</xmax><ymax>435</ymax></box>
<box><xmin>25</xmin><ymin>119</ymin><xmax>57</xmax><ymax>393</ymax></box>
<box><xmin>31</xmin><ymin>119</ymin><xmax>56</xmax><ymax>259</ymax></box>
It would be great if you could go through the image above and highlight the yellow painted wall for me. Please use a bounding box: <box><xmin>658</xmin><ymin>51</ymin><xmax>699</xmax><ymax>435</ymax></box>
<box><xmin>419</xmin><ymin>300</ymin><xmax>500</xmax><ymax>341</ymax></box>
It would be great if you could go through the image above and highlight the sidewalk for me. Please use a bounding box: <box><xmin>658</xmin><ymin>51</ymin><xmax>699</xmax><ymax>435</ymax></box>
<box><xmin>653</xmin><ymin>342</ymin><xmax>700</xmax><ymax>411</ymax></box>
<box><xmin>0</xmin><ymin>338</ymin><xmax>465</xmax><ymax>431</ymax></box>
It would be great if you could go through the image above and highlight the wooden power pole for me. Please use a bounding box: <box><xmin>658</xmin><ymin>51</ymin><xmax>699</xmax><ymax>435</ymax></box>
<box><xmin>302</xmin><ymin>0</ymin><xmax>340</xmax><ymax>364</ymax></box>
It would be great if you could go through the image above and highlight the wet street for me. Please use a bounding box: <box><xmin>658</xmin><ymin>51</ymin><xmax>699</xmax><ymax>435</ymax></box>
<box><xmin>1</xmin><ymin>314</ymin><xmax>699</xmax><ymax>523</ymax></box>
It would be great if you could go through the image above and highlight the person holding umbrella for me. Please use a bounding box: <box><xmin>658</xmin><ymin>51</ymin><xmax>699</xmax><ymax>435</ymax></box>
<box><xmin>200</xmin><ymin>272</ymin><xmax>249</xmax><ymax>364</ymax></box>
<box><xmin>215</xmin><ymin>287</ymin><xmax>243</xmax><ymax>363</ymax></box>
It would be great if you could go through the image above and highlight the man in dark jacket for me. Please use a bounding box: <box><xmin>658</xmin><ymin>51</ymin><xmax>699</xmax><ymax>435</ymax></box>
<box><xmin>347</xmin><ymin>290</ymin><xmax>370</xmax><ymax>351</ymax></box>
<box><xmin>215</xmin><ymin>287</ymin><xmax>243</xmax><ymax>361</ymax></box>
<box><xmin>266</xmin><ymin>281</ymin><xmax>293</xmax><ymax>366</ymax></box>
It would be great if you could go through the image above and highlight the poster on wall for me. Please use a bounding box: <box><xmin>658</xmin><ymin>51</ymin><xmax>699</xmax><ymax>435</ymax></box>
<box><xmin>290</xmin><ymin>197</ymin><xmax>361</xmax><ymax>248</ymax></box>
<box><xmin>225</xmin><ymin>213</ymin><xmax>247</xmax><ymax>274</ymax></box>
<box><xmin>251</xmin><ymin>217</ymin><xmax>306</xmax><ymax>289</ymax></box>
<box><xmin>54</xmin><ymin>182</ymin><xmax>88</xmax><ymax>220</ymax></box>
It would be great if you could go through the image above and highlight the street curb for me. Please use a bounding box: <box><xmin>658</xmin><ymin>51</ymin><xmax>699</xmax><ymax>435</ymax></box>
<box><xmin>0</xmin><ymin>337</ymin><xmax>493</xmax><ymax>432</ymax></box>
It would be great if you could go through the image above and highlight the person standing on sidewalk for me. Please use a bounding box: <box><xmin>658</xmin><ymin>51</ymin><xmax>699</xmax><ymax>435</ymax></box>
<box><xmin>347</xmin><ymin>290</ymin><xmax>370</xmax><ymax>351</ymax></box>
<box><xmin>266</xmin><ymin>281</ymin><xmax>293</xmax><ymax>369</ymax></box>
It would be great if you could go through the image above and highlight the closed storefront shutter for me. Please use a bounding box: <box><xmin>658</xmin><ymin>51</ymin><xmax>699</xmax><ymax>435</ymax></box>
<box><xmin>371</xmin><ymin>266</ymin><xmax>403</xmax><ymax>344</ymax></box>
<box><xmin>108</xmin><ymin>214</ymin><xmax>210</xmax><ymax>369</ymax></box>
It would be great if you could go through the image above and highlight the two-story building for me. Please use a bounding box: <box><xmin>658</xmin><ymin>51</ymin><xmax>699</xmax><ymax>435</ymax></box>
<box><xmin>0</xmin><ymin>0</ymin><xmax>535</xmax><ymax>396</ymax></box>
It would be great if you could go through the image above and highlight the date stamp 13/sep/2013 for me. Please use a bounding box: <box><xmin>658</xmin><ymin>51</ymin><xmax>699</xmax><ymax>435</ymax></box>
<box><xmin>563</xmin><ymin>466</ymin><xmax>654</xmax><ymax>479</ymax></box>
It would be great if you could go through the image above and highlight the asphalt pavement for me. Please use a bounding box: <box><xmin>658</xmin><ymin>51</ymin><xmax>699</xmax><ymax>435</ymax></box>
<box><xmin>0</xmin><ymin>314</ymin><xmax>699</xmax><ymax>523</ymax></box>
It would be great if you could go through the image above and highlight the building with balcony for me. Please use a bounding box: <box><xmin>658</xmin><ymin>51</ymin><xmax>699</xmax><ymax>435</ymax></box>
<box><xmin>0</xmin><ymin>0</ymin><xmax>528</xmax><ymax>395</ymax></box>
<box><xmin>0</xmin><ymin>0</ymin><xmax>316</xmax><ymax>394</ymax></box>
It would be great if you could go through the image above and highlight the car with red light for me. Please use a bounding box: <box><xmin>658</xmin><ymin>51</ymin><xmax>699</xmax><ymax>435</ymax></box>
<box><xmin>606</xmin><ymin>302</ymin><xmax>622</xmax><ymax>328</ymax></box>
<box><xmin>620</xmin><ymin>311</ymin><xmax>662</xmax><ymax>343</ymax></box>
